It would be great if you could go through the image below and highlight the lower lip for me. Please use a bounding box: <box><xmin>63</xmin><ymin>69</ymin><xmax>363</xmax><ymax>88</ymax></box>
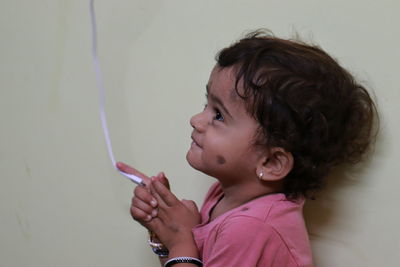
<box><xmin>191</xmin><ymin>141</ymin><xmax>201</xmax><ymax>149</ymax></box>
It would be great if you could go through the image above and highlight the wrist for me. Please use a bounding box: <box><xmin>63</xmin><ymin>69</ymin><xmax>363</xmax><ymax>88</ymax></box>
<box><xmin>164</xmin><ymin>257</ymin><xmax>202</xmax><ymax>267</ymax></box>
<box><xmin>168</xmin><ymin>242</ymin><xmax>199</xmax><ymax>260</ymax></box>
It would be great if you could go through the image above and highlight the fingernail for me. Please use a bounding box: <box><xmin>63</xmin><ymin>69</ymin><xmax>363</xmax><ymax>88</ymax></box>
<box><xmin>150</xmin><ymin>199</ymin><xmax>157</xmax><ymax>207</ymax></box>
<box><xmin>151</xmin><ymin>209</ymin><xmax>158</xmax><ymax>217</ymax></box>
<box><xmin>145</xmin><ymin>215</ymin><xmax>152</xmax><ymax>221</ymax></box>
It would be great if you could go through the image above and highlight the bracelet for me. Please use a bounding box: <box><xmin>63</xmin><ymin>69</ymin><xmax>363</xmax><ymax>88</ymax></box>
<box><xmin>164</xmin><ymin>257</ymin><xmax>203</xmax><ymax>267</ymax></box>
<box><xmin>148</xmin><ymin>232</ymin><xmax>169</xmax><ymax>258</ymax></box>
<box><xmin>149</xmin><ymin>243</ymin><xmax>169</xmax><ymax>258</ymax></box>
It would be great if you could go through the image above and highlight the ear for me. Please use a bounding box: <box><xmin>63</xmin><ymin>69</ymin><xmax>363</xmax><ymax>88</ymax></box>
<box><xmin>255</xmin><ymin>147</ymin><xmax>294</xmax><ymax>182</ymax></box>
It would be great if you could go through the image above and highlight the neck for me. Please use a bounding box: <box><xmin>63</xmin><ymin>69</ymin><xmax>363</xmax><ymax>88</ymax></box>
<box><xmin>218</xmin><ymin>179</ymin><xmax>282</xmax><ymax>210</ymax></box>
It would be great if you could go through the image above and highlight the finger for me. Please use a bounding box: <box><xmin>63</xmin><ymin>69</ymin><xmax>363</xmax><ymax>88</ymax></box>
<box><xmin>131</xmin><ymin>197</ymin><xmax>158</xmax><ymax>218</ymax></box>
<box><xmin>154</xmin><ymin>172</ymin><xmax>170</xmax><ymax>190</ymax></box>
<box><xmin>134</xmin><ymin>184</ymin><xmax>158</xmax><ymax>208</ymax></box>
<box><xmin>116</xmin><ymin>162</ymin><xmax>151</xmax><ymax>184</ymax></box>
<box><xmin>149</xmin><ymin>183</ymin><xmax>166</xmax><ymax>209</ymax></box>
<box><xmin>152</xmin><ymin>180</ymin><xmax>179</xmax><ymax>207</ymax></box>
<box><xmin>130</xmin><ymin>205</ymin><xmax>153</xmax><ymax>222</ymax></box>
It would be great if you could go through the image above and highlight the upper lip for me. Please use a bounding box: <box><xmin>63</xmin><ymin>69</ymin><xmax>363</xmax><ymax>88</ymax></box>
<box><xmin>191</xmin><ymin>133</ymin><xmax>202</xmax><ymax>148</ymax></box>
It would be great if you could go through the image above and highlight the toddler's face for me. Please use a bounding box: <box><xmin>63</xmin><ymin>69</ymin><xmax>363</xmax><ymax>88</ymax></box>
<box><xmin>186</xmin><ymin>66</ymin><xmax>262</xmax><ymax>184</ymax></box>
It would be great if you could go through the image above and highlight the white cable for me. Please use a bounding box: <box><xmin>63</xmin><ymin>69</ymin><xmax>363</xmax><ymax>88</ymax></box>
<box><xmin>89</xmin><ymin>0</ymin><xmax>144</xmax><ymax>185</ymax></box>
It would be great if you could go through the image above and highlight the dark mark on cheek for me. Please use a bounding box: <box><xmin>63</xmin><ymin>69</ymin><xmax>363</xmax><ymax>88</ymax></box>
<box><xmin>216</xmin><ymin>155</ymin><xmax>226</xmax><ymax>165</ymax></box>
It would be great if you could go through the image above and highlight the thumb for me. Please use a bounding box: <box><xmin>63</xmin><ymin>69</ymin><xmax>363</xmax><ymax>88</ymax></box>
<box><xmin>154</xmin><ymin>172</ymin><xmax>170</xmax><ymax>190</ymax></box>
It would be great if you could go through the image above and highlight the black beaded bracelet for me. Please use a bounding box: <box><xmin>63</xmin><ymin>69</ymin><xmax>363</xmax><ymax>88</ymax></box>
<box><xmin>164</xmin><ymin>257</ymin><xmax>203</xmax><ymax>267</ymax></box>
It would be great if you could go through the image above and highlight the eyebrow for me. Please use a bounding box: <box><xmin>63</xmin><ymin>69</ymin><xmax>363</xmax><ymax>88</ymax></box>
<box><xmin>206</xmin><ymin>84</ymin><xmax>233</xmax><ymax>119</ymax></box>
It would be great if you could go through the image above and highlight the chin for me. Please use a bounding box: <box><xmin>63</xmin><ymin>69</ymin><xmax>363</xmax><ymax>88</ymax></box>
<box><xmin>186</xmin><ymin>155</ymin><xmax>219</xmax><ymax>179</ymax></box>
<box><xmin>186</xmin><ymin>151</ymin><xmax>200</xmax><ymax>169</ymax></box>
<box><xmin>186</xmin><ymin>151</ymin><xmax>210</xmax><ymax>175</ymax></box>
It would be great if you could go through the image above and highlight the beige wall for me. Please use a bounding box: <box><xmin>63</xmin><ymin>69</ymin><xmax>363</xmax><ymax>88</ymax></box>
<box><xmin>1</xmin><ymin>0</ymin><xmax>398</xmax><ymax>266</ymax></box>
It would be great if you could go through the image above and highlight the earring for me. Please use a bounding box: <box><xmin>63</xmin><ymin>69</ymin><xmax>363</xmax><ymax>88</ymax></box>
<box><xmin>258</xmin><ymin>172</ymin><xmax>264</xmax><ymax>179</ymax></box>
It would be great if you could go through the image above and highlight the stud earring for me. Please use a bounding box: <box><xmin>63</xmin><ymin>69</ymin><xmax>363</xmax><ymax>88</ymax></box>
<box><xmin>258</xmin><ymin>172</ymin><xmax>264</xmax><ymax>179</ymax></box>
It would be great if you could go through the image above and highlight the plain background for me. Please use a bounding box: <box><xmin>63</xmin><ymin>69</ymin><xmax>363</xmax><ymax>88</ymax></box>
<box><xmin>1</xmin><ymin>0</ymin><xmax>399</xmax><ymax>266</ymax></box>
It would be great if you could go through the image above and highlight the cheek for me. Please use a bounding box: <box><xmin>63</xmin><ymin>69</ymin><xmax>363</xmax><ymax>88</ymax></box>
<box><xmin>216</xmin><ymin>155</ymin><xmax>226</xmax><ymax>165</ymax></box>
<box><xmin>204</xmin><ymin>131</ymin><xmax>238</xmax><ymax>164</ymax></box>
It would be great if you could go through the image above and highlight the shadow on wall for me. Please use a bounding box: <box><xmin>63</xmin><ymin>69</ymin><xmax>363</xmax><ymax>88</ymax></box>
<box><xmin>303</xmin><ymin>109</ymin><xmax>383</xmax><ymax>237</ymax></box>
<box><xmin>303</xmin><ymin>96</ymin><xmax>384</xmax><ymax>266</ymax></box>
<box><xmin>303</xmin><ymin>147</ymin><xmax>378</xmax><ymax>239</ymax></box>
<box><xmin>304</xmin><ymin>165</ymin><xmax>351</xmax><ymax>232</ymax></box>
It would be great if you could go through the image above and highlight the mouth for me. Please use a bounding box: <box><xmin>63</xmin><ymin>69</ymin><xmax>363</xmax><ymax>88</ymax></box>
<box><xmin>191</xmin><ymin>134</ymin><xmax>202</xmax><ymax>149</ymax></box>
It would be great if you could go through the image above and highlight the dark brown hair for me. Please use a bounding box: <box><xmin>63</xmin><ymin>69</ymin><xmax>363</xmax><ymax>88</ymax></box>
<box><xmin>216</xmin><ymin>30</ymin><xmax>378</xmax><ymax>199</ymax></box>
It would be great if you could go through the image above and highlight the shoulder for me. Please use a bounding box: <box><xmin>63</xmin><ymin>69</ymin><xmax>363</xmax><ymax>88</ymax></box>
<box><xmin>216</xmin><ymin>194</ymin><xmax>297</xmax><ymax>241</ymax></box>
<box><xmin>216</xmin><ymin>195</ymin><xmax>313</xmax><ymax>266</ymax></box>
<box><xmin>217</xmin><ymin>212</ymin><xmax>279</xmax><ymax>243</ymax></box>
<box><xmin>194</xmin><ymin>193</ymin><xmax>313</xmax><ymax>266</ymax></box>
<box><xmin>223</xmin><ymin>193</ymin><xmax>305</xmax><ymax>224</ymax></box>
<box><xmin>204</xmin><ymin>214</ymin><xmax>308</xmax><ymax>267</ymax></box>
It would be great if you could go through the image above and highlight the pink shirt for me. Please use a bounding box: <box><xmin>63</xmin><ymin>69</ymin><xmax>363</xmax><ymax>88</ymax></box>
<box><xmin>192</xmin><ymin>183</ymin><xmax>313</xmax><ymax>267</ymax></box>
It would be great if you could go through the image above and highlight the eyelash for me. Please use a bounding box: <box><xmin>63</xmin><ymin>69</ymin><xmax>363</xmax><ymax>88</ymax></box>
<box><xmin>204</xmin><ymin>103</ymin><xmax>224</xmax><ymax>122</ymax></box>
<box><xmin>214</xmin><ymin>108</ymin><xmax>224</xmax><ymax>121</ymax></box>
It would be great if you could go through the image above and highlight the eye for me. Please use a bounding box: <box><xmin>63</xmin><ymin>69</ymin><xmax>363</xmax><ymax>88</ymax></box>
<box><xmin>214</xmin><ymin>109</ymin><xmax>224</xmax><ymax>122</ymax></box>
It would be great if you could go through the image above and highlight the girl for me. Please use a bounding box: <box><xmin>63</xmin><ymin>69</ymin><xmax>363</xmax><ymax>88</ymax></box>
<box><xmin>118</xmin><ymin>30</ymin><xmax>377</xmax><ymax>267</ymax></box>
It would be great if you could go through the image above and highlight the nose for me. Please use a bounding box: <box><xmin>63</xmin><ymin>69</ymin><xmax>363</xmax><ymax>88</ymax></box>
<box><xmin>190</xmin><ymin>111</ymin><xmax>207</xmax><ymax>132</ymax></box>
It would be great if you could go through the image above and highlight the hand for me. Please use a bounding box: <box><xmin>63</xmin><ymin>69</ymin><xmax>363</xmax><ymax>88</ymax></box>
<box><xmin>117</xmin><ymin>162</ymin><xmax>200</xmax><ymax>256</ymax></box>
<box><xmin>147</xmin><ymin>178</ymin><xmax>201</xmax><ymax>252</ymax></box>
<box><xmin>116</xmin><ymin>162</ymin><xmax>169</xmax><ymax>227</ymax></box>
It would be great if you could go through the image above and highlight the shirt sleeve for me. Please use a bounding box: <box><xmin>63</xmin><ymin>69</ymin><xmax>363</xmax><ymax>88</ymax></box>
<box><xmin>204</xmin><ymin>215</ymin><xmax>300</xmax><ymax>267</ymax></box>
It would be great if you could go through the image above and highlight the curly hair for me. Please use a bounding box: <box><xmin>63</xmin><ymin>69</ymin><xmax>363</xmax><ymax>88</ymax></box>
<box><xmin>216</xmin><ymin>30</ymin><xmax>378</xmax><ymax>199</ymax></box>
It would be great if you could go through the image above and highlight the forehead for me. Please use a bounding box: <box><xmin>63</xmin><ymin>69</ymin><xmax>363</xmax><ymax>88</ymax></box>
<box><xmin>208</xmin><ymin>65</ymin><xmax>240</xmax><ymax>100</ymax></box>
